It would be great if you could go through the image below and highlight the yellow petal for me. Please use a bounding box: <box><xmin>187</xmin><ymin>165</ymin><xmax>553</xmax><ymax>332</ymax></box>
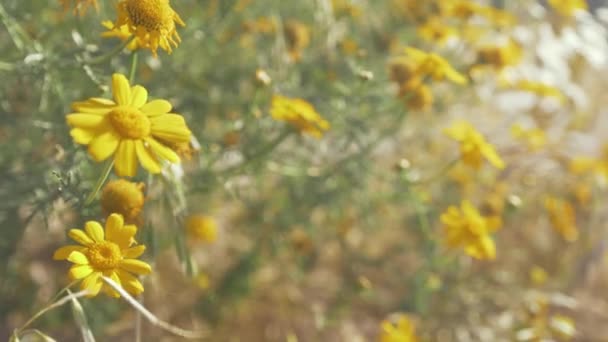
<box><xmin>67</xmin><ymin>251</ymin><xmax>90</xmax><ymax>265</ymax></box>
<box><xmin>88</xmin><ymin>131</ymin><xmax>120</xmax><ymax>162</ymax></box>
<box><xmin>53</xmin><ymin>245</ymin><xmax>85</xmax><ymax>260</ymax></box>
<box><xmin>70</xmin><ymin>128</ymin><xmax>97</xmax><ymax>145</ymax></box>
<box><xmin>481</xmin><ymin>144</ymin><xmax>505</xmax><ymax>169</ymax></box>
<box><xmin>145</xmin><ymin>138</ymin><xmax>180</xmax><ymax>163</ymax></box>
<box><xmin>112</xmin><ymin>73</ymin><xmax>131</xmax><ymax>105</ymax></box>
<box><xmin>81</xmin><ymin>272</ymin><xmax>103</xmax><ymax>297</ymax></box>
<box><xmin>114</xmin><ymin>139</ymin><xmax>138</xmax><ymax>177</ymax></box>
<box><xmin>104</xmin><ymin>270</ymin><xmax>122</xmax><ymax>298</ymax></box>
<box><xmin>120</xmin><ymin>259</ymin><xmax>152</xmax><ymax>275</ymax></box>
<box><xmin>72</xmin><ymin>97</ymin><xmax>116</xmax><ymax>114</ymax></box>
<box><xmin>105</xmin><ymin>214</ymin><xmax>131</xmax><ymax>249</ymax></box>
<box><xmin>130</xmin><ymin>85</ymin><xmax>148</xmax><ymax>108</ymax></box>
<box><xmin>123</xmin><ymin>245</ymin><xmax>146</xmax><ymax>259</ymax></box>
<box><xmin>135</xmin><ymin>140</ymin><xmax>162</xmax><ymax>174</ymax></box>
<box><xmin>68</xmin><ymin>229</ymin><xmax>94</xmax><ymax>246</ymax></box>
<box><xmin>116</xmin><ymin>269</ymin><xmax>144</xmax><ymax>295</ymax></box>
<box><xmin>150</xmin><ymin>114</ymin><xmax>192</xmax><ymax>142</ymax></box>
<box><xmin>85</xmin><ymin>221</ymin><xmax>105</xmax><ymax>242</ymax></box>
<box><xmin>141</xmin><ymin>99</ymin><xmax>172</xmax><ymax>116</ymax></box>
<box><xmin>69</xmin><ymin>265</ymin><xmax>94</xmax><ymax>280</ymax></box>
<box><xmin>66</xmin><ymin>114</ymin><xmax>107</xmax><ymax>128</ymax></box>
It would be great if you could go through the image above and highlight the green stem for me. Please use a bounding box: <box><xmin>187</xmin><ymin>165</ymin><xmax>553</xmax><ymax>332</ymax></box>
<box><xmin>84</xmin><ymin>159</ymin><xmax>114</xmax><ymax>206</ymax></box>
<box><xmin>86</xmin><ymin>35</ymin><xmax>135</xmax><ymax>65</ymax></box>
<box><xmin>128</xmin><ymin>51</ymin><xmax>139</xmax><ymax>83</ymax></box>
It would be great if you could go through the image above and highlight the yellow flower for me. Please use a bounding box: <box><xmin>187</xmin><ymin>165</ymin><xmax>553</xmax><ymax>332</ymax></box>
<box><xmin>444</xmin><ymin>120</ymin><xmax>505</xmax><ymax>170</ymax></box>
<box><xmin>59</xmin><ymin>0</ymin><xmax>98</xmax><ymax>15</ymax></box>
<box><xmin>440</xmin><ymin>200</ymin><xmax>501</xmax><ymax>260</ymax></box>
<box><xmin>510</xmin><ymin>124</ymin><xmax>547</xmax><ymax>151</ymax></box>
<box><xmin>283</xmin><ymin>20</ymin><xmax>311</xmax><ymax>62</ymax></box>
<box><xmin>101</xmin><ymin>179</ymin><xmax>145</xmax><ymax>223</ymax></box>
<box><xmin>544</xmin><ymin>196</ymin><xmax>578</xmax><ymax>242</ymax></box>
<box><xmin>548</xmin><ymin>0</ymin><xmax>587</xmax><ymax>17</ymax></box>
<box><xmin>417</xmin><ymin>17</ymin><xmax>457</xmax><ymax>45</ymax></box>
<box><xmin>53</xmin><ymin>213</ymin><xmax>151</xmax><ymax>297</ymax></box>
<box><xmin>503</xmin><ymin>80</ymin><xmax>565</xmax><ymax>101</ymax></box>
<box><xmin>399</xmin><ymin>83</ymin><xmax>433</xmax><ymax>111</ymax></box>
<box><xmin>114</xmin><ymin>0</ymin><xmax>185</xmax><ymax>56</ymax></box>
<box><xmin>101</xmin><ymin>21</ymin><xmax>141</xmax><ymax>51</ymax></box>
<box><xmin>569</xmin><ymin>144</ymin><xmax>608</xmax><ymax>181</ymax></box>
<box><xmin>403</xmin><ymin>47</ymin><xmax>468</xmax><ymax>85</ymax></box>
<box><xmin>475</xmin><ymin>40</ymin><xmax>522</xmax><ymax>71</ymax></box>
<box><xmin>66</xmin><ymin>73</ymin><xmax>192</xmax><ymax>177</ymax></box>
<box><xmin>379</xmin><ymin>314</ymin><xmax>419</xmax><ymax>342</ymax></box>
<box><xmin>388</xmin><ymin>57</ymin><xmax>421</xmax><ymax>89</ymax></box>
<box><xmin>442</xmin><ymin>1</ymin><xmax>515</xmax><ymax>26</ymax></box>
<box><xmin>186</xmin><ymin>214</ymin><xmax>218</xmax><ymax>243</ymax></box>
<box><xmin>270</xmin><ymin>95</ymin><xmax>330</xmax><ymax>138</ymax></box>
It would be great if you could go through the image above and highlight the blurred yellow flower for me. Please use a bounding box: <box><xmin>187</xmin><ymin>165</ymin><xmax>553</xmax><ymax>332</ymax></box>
<box><xmin>53</xmin><ymin>214</ymin><xmax>151</xmax><ymax>297</ymax></box>
<box><xmin>114</xmin><ymin>0</ymin><xmax>185</xmax><ymax>56</ymax></box>
<box><xmin>442</xmin><ymin>1</ymin><xmax>515</xmax><ymax>26</ymax></box>
<box><xmin>441</xmin><ymin>200</ymin><xmax>501</xmax><ymax>260</ymax></box>
<box><xmin>101</xmin><ymin>179</ymin><xmax>145</xmax><ymax>223</ymax></box>
<box><xmin>544</xmin><ymin>196</ymin><xmax>578</xmax><ymax>242</ymax></box>
<box><xmin>417</xmin><ymin>17</ymin><xmax>457</xmax><ymax>45</ymax></box>
<box><xmin>444</xmin><ymin>120</ymin><xmax>505</xmax><ymax>170</ymax></box>
<box><xmin>59</xmin><ymin>0</ymin><xmax>98</xmax><ymax>15</ymax></box>
<box><xmin>475</xmin><ymin>40</ymin><xmax>522</xmax><ymax>71</ymax></box>
<box><xmin>388</xmin><ymin>57</ymin><xmax>421</xmax><ymax>89</ymax></box>
<box><xmin>271</xmin><ymin>95</ymin><xmax>330</xmax><ymax>138</ymax></box>
<box><xmin>379</xmin><ymin>314</ymin><xmax>419</xmax><ymax>342</ymax></box>
<box><xmin>570</xmin><ymin>144</ymin><xmax>608</xmax><ymax>182</ymax></box>
<box><xmin>186</xmin><ymin>214</ymin><xmax>218</xmax><ymax>243</ymax></box>
<box><xmin>283</xmin><ymin>20</ymin><xmax>310</xmax><ymax>62</ymax></box>
<box><xmin>66</xmin><ymin>73</ymin><xmax>192</xmax><ymax>177</ymax></box>
<box><xmin>529</xmin><ymin>265</ymin><xmax>548</xmax><ymax>286</ymax></box>
<box><xmin>399</xmin><ymin>83</ymin><xmax>433</xmax><ymax>111</ymax></box>
<box><xmin>548</xmin><ymin>0</ymin><xmax>587</xmax><ymax>17</ymax></box>
<box><xmin>510</xmin><ymin>123</ymin><xmax>547</xmax><ymax>151</ymax></box>
<box><xmin>404</xmin><ymin>47</ymin><xmax>468</xmax><ymax>85</ymax></box>
<box><xmin>101</xmin><ymin>21</ymin><xmax>140</xmax><ymax>51</ymax></box>
<box><xmin>503</xmin><ymin>80</ymin><xmax>565</xmax><ymax>101</ymax></box>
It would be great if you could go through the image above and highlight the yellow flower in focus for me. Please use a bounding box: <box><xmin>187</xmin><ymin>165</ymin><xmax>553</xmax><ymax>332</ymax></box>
<box><xmin>101</xmin><ymin>21</ymin><xmax>140</xmax><ymax>51</ymax></box>
<box><xmin>379</xmin><ymin>314</ymin><xmax>419</xmax><ymax>342</ymax></box>
<box><xmin>548</xmin><ymin>0</ymin><xmax>587</xmax><ymax>17</ymax></box>
<box><xmin>66</xmin><ymin>73</ymin><xmax>192</xmax><ymax>177</ymax></box>
<box><xmin>417</xmin><ymin>17</ymin><xmax>457</xmax><ymax>45</ymax></box>
<box><xmin>186</xmin><ymin>214</ymin><xmax>218</xmax><ymax>243</ymax></box>
<box><xmin>59</xmin><ymin>0</ymin><xmax>98</xmax><ymax>15</ymax></box>
<box><xmin>403</xmin><ymin>47</ymin><xmax>468</xmax><ymax>85</ymax></box>
<box><xmin>440</xmin><ymin>200</ymin><xmax>501</xmax><ymax>260</ymax></box>
<box><xmin>444</xmin><ymin>120</ymin><xmax>505</xmax><ymax>170</ymax></box>
<box><xmin>53</xmin><ymin>213</ymin><xmax>151</xmax><ymax>297</ymax></box>
<box><xmin>114</xmin><ymin>0</ymin><xmax>185</xmax><ymax>57</ymax></box>
<box><xmin>101</xmin><ymin>179</ymin><xmax>145</xmax><ymax>223</ymax></box>
<box><xmin>511</xmin><ymin>124</ymin><xmax>547</xmax><ymax>151</ymax></box>
<box><xmin>283</xmin><ymin>20</ymin><xmax>311</xmax><ymax>62</ymax></box>
<box><xmin>544</xmin><ymin>196</ymin><xmax>578</xmax><ymax>242</ymax></box>
<box><xmin>271</xmin><ymin>95</ymin><xmax>330</xmax><ymax>138</ymax></box>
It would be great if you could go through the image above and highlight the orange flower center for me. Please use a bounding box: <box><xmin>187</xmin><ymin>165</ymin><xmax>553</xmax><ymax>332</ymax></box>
<box><xmin>87</xmin><ymin>241</ymin><xmax>122</xmax><ymax>269</ymax></box>
<box><xmin>108</xmin><ymin>106</ymin><xmax>151</xmax><ymax>139</ymax></box>
<box><xmin>126</xmin><ymin>0</ymin><xmax>175</xmax><ymax>32</ymax></box>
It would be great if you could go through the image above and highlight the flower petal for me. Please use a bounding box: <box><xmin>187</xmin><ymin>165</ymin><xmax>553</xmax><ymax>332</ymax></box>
<box><xmin>88</xmin><ymin>131</ymin><xmax>120</xmax><ymax>162</ymax></box>
<box><xmin>141</xmin><ymin>99</ymin><xmax>172</xmax><ymax>116</ymax></box>
<box><xmin>114</xmin><ymin>139</ymin><xmax>138</xmax><ymax>177</ymax></box>
<box><xmin>105</xmin><ymin>213</ymin><xmax>125</xmax><ymax>243</ymax></box>
<box><xmin>130</xmin><ymin>85</ymin><xmax>148</xmax><ymax>108</ymax></box>
<box><xmin>67</xmin><ymin>251</ymin><xmax>90</xmax><ymax>265</ymax></box>
<box><xmin>68</xmin><ymin>229</ymin><xmax>94</xmax><ymax>246</ymax></box>
<box><xmin>69</xmin><ymin>265</ymin><xmax>94</xmax><ymax>280</ymax></box>
<box><xmin>145</xmin><ymin>138</ymin><xmax>180</xmax><ymax>164</ymax></box>
<box><xmin>150</xmin><ymin>114</ymin><xmax>192</xmax><ymax>142</ymax></box>
<box><xmin>112</xmin><ymin>74</ymin><xmax>131</xmax><ymax>105</ymax></box>
<box><xmin>81</xmin><ymin>272</ymin><xmax>103</xmax><ymax>297</ymax></box>
<box><xmin>119</xmin><ymin>259</ymin><xmax>152</xmax><ymax>275</ymax></box>
<box><xmin>66</xmin><ymin>114</ymin><xmax>107</xmax><ymax>128</ymax></box>
<box><xmin>104</xmin><ymin>270</ymin><xmax>122</xmax><ymax>298</ymax></box>
<box><xmin>70</xmin><ymin>128</ymin><xmax>98</xmax><ymax>145</ymax></box>
<box><xmin>135</xmin><ymin>140</ymin><xmax>162</xmax><ymax>174</ymax></box>
<box><xmin>72</xmin><ymin>97</ymin><xmax>116</xmax><ymax>114</ymax></box>
<box><xmin>123</xmin><ymin>245</ymin><xmax>146</xmax><ymax>259</ymax></box>
<box><xmin>85</xmin><ymin>221</ymin><xmax>105</xmax><ymax>242</ymax></box>
<box><xmin>53</xmin><ymin>245</ymin><xmax>86</xmax><ymax>260</ymax></box>
<box><xmin>116</xmin><ymin>269</ymin><xmax>144</xmax><ymax>295</ymax></box>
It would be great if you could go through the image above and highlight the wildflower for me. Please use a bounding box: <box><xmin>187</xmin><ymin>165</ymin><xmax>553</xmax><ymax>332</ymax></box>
<box><xmin>444</xmin><ymin>120</ymin><xmax>505</xmax><ymax>170</ymax></box>
<box><xmin>59</xmin><ymin>0</ymin><xmax>98</xmax><ymax>15</ymax></box>
<box><xmin>503</xmin><ymin>80</ymin><xmax>565</xmax><ymax>101</ymax></box>
<box><xmin>114</xmin><ymin>0</ymin><xmax>185</xmax><ymax>56</ymax></box>
<box><xmin>270</xmin><ymin>95</ymin><xmax>330</xmax><ymax>138</ymax></box>
<box><xmin>186</xmin><ymin>214</ymin><xmax>218</xmax><ymax>243</ymax></box>
<box><xmin>388</xmin><ymin>57</ymin><xmax>421</xmax><ymax>89</ymax></box>
<box><xmin>440</xmin><ymin>200</ymin><xmax>501</xmax><ymax>260</ymax></box>
<box><xmin>66</xmin><ymin>73</ymin><xmax>192</xmax><ymax>177</ymax></box>
<box><xmin>475</xmin><ymin>40</ymin><xmax>522</xmax><ymax>71</ymax></box>
<box><xmin>511</xmin><ymin>124</ymin><xmax>547</xmax><ymax>151</ymax></box>
<box><xmin>417</xmin><ymin>17</ymin><xmax>457</xmax><ymax>45</ymax></box>
<box><xmin>529</xmin><ymin>265</ymin><xmax>548</xmax><ymax>286</ymax></box>
<box><xmin>101</xmin><ymin>21</ymin><xmax>141</xmax><ymax>51</ymax></box>
<box><xmin>399</xmin><ymin>84</ymin><xmax>433</xmax><ymax>111</ymax></box>
<box><xmin>548</xmin><ymin>0</ymin><xmax>587</xmax><ymax>17</ymax></box>
<box><xmin>53</xmin><ymin>213</ymin><xmax>151</xmax><ymax>297</ymax></box>
<box><xmin>544</xmin><ymin>196</ymin><xmax>578</xmax><ymax>242</ymax></box>
<box><xmin>403</xmin><ymin>47</ymin><xmax>468</xmax><ymax>85</ymax></box>
<box><xmin>101</xmin><ymin>179</ymin><xmax>145</xmax><ymax>223</ymax></box>
<box><xmin>569</xmin><ymin>144</ymin><xmax>608</xmax><ymax>182</ymax></box>
<box><xmin>379</xmin><ymin>314</ymin><xmax>419</xmax><ymax>342</ymax></box>
<box><xmin>283</xmin><ymin>20</ymin><xmax>310</xmax><ymax>61</ymax></box>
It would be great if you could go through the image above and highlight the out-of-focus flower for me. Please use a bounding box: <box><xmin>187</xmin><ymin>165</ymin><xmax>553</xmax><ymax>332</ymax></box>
<box><xmin>66</xmin><ymin>73</ymin><xmax>192</xmax><ymax>177</ymax></box>
<box><xmin>544</xmin><ymin>196</ymin><xmax>578</xmax><ymax>242</ymax></box>
<box><xmin>570</xmin><ymin>144</ymin><xmax>608</xmax><ymax>183</ymax></box>
<box><xmin>511</xmin><ymin>124</ymin><xmax>547</xmax><ymax>151</ymax></box>
<box><xmin>444</xmin><ymin>120</ymin><xmax>505</xmax><ymax>170</ymax></box>
<box><xmin>101</xmin><ymin>179</ymin><xmax>145</xmax><ymax>223</ymax></box>
<box><xmin>186</xmin><ymin>214</ymin><xmax>218</xmax><ymax>243</ymax></box>
<box><xmin>482</xmin><ymin>182</ymin><xmax>509</xmax><ymax>215</ymax></box>
<box><xmin>283</xmin><ymin>20</ymin><xmax>310</xmax><ymax>62</ymax></box>
<box><xmin>388</xmin><ymin>57</ymin><xmax>421</xmax><ymax>89</ymax></box>
<box><xmin>441</xmin><ymin>1</ymin><xmax>515</xmax><ymax>26</ymax></box>
<box><xmin>270</xmin><ymin>95</ymin><xmax>330</xmax><ymax>138</ymax></box>
<box><xmin>254</xmin><ymin>69</ymin><xmax>272</xmax><ymax>87</ymax></box>
<box><xmin>440</xmin><ymin>200</ymin><xmax>501</xmax><ymax>260</ymax></box>
<box><xmin>59</xmin><ymin>0</ymin><xmax>98</xmax><ymax>15</ymax></box>
<box><xmin>417</xmin><ymin>17</ymin><xmax>457</xmax><ymax>45</ymax></box>
<box><xmin>474</xmin><ymin>40</ymin><xmax>522</xmax><ymax>71</ymax></box>
<box><xmin>114</xmin><ymin>0</ymin><xmax>185</xmax><ymax>56</ymax></box>
<box><xmin>290</xmin><ymin>228</ymin><xmax>314</xmax><ymax>254</ymax></box>
<box><xmin>502</xmin><ymin>80</ymin><xmax>565</xmax><ymax>102</ymax></box>
<box><xmin>53</xmin><ymin>214</ymin><xmax>151</xmax><ymax>297</ymax></box>
<box><xmin>399</xmin><ymin>83</ymin><xmax>433</xmax><ymax>111</ymax></box>
<box><xmin>529</xmin><ymin>265</ymin><xmax>548</xmax><ymax>286</ymax></box>
<box><xmin>379</xmin><ymin>314</ymin><xmax>419</xmax><ymax>342</ymax></box>
<box><xmin>403</xmin><ymin>47</ymin><xmax>468</xmax><ymax>85</ymax></box>
<box><xmin>331</xmin><ymin>0</ymin><xmax>362</xmax><ymax>18</ymax></box>
<box><xmin>548</xmin><ymin>0</ymin><xmax>587</xmax><ymax>17</ymax></box>
<box><xmin>101</xmin><ymin>21</ymin><xmax>141</xmax><ymax>51</ymax></box>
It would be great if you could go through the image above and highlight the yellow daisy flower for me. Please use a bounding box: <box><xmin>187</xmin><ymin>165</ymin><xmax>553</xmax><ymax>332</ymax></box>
<box><xmin>66</xmin><ymin>73</ymin><xmax>192</xmax><ymax>177</ymax></box>
<box><xmin>101</xmin><ymin>179</ymin><xmax>145</xmax><ymax>223</ymax></box>
<box><xmin>379</xmin><ymin>314</ymin><xmax>419</xmax><ymax>342</ymax></box>
<box><xmin>403</xmin><ymin>47</ymin><xmax>468</xmax><ymax>85</ymax></box>
<box><xmin>186</xmin><ymin>214</ymin><xmax>218</xmax><ymax>243</ymax></box>
<box><xmin>114</xmin><ymin>0</ymin><xmax>185</xmax><ymax>56</ymax></box>
<box><xmin>270</xmin><ymin>95</ymin><xmax>330</xmax><ymax>138</ymax></box>
<box><xmin>59</xmin><ymin>0</ymin><xmax>98</xmax><ymax>15</ymax></box>
<box><xmin>440</xmin><ymin>200</ymin><xmax>501</xmax><ymax>260</ymax></box>
<box><xmin>101</xmin><ymin>21</ymin><xmax>141</xmax><ymax>51</ymax></box>
<box><xmin>53</xmin><ymin>213</ymin><xmax>152</xmax><ymax>297</ymax></box>
<box><xmin>444</xmin><ymin>120</ymin><xmax>505</xmax><ymax>170</ymax></box>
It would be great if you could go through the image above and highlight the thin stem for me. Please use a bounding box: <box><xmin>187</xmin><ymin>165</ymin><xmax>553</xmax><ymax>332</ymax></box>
<box><xmin>84</xmin><ymin>159</ymin><xmax>114</xmax><ymax>206</ymax></box>
<box><xmin>86</xmin><ymin>36</ymin><xmax>135</xmax><ymax>65</ymax></box>
<box><xmin>128</xmin><ymin>51</ymin><xmax>139</xmax><ymax>83</ymax></box>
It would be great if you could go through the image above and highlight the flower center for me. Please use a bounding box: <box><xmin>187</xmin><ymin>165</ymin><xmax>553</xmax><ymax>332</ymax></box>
<box><xmin>87</xmin><ymin>241</ymin><xmax>122</xmax><ymax>269</ymax></box>
<box><xmin>126</xmin><ymin>0</ymin><xmax>175</xmax><ymax>32</ymax></box>
<box><xmin>108</xmin><ymin>106</ymin><xmax>151</xmax><ymax>139</ymax></box>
